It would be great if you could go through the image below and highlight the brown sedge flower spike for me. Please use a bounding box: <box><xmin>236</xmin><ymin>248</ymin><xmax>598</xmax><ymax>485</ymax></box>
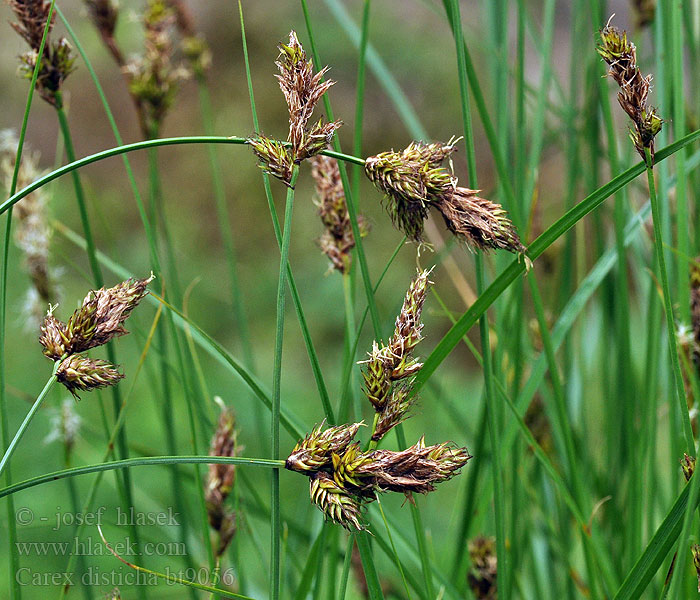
<box><xmin>311</xmin><ymin>155</ymin><xmax>369</xmax><ymax>274</ymax></box>
<box><xmin>467</xmin><ymin>535</ymin><xmax>498</xmax><ymax>599</ymax></box>
<box><xmin>9</xmin><ymin>0</ymin><xmax>76</xmax><ymax>106</ymax></box>
<box><xmin>1</xmin><ymin>130</ymin><xmax>59</xmax><ymax>328</ymax></box>
<box><xmin>365</xmin><ymin>140</ymin><xmax>525</xmax><ymax>252</ymax></box>
<box><xmin>39</xmin><ymin>275</ymin><xmax>154</xmax><ymax>398</ymax></box>
<box><xmin>597</xmin><ymin>17</ymin><xmax>663</xmax><ymax>160</ymax></box>
<box><xmin>362</xmin><ymin>268</ymin><xmax>431</xmax><ymax>441</ymax></box>
<box><xmin>204</xmin><ymin>401</ymin><xmax>239</xmax><ymax>558</ymax></box>
<box><xmin>249</xmin><ymin>31</ymin><xmax>342</xmax><ymax>185</ymax></box>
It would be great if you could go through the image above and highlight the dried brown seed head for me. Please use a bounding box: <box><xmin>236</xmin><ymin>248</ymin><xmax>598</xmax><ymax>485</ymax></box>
<box><xmin>39</xmin><ymin>310</ymin><xmax>68</xmax><ymax>360</ymax></box>
<box><xmin>55</xmin><ymin>354</ymin><xmax>123</xmax><ymax>399</ymax></box>
<box><xmin>372</xmin><ymin>384</ymin><xmax>415</xmax><ymax>442</ymax></box>
<box><xmin>9</xmin><ymin>1</ymin><xmax>76</xmax><ymax>106</ymax></box>
<box><xmin>597</xmin><ymin>18</ymin><xmax>663</xmax><ymax>160</ymax></box>
<box><xmin>63</xmin><ymin>275</ymin><xmax>154</xmax><ymax>354</ymax></box>
<box><xmin>311</xmin><ymin>155</ymin><xmax>368</xmax><ymax>273</ymax></box>
<box><xmin>1</xmin><ymin>131</ymin><xmax>57</xmax><ymax>326</ymax></box>
<box><xmin>125</xmin><ymin>0</ymin><xmax>190</xmax><ymax>138</ymax></box>
<box><xmin>205</xmin><ymin>403</ymin><xmax>239</xmax><ymax>557</ymax></box>
<box><xmin>437</xmin><ymin>187</ymin><xmax>525</xmax><ymax>253</ymax></box>
<box><xmin>251</xmin><ymin>31</ymin><xmax>341</xmax><ymax>183</ymax></box>
<box><xmin>356</xmin><ymin>437</ymin><xmax>472</xmax><ymax>495</ymax></box>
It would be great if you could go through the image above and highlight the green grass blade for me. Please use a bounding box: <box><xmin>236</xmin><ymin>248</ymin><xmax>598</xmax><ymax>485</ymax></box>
<box><xmin>0</xmin><ymin>2</ymin><xmax>57</xmax><ymax>597</ymax></box>
<box><xmin>271</xmin><ymin>166</ymin><xmax>300</xmax><ymax>600</ymax></box>
<box><xmin>614</xmin><ymin>482</ymin><xmax>697</xmax><ymax>599</ymax></box>
<box><xmin>293</xmin><ymin>526</ymin><xmax>325</xmax><ymax>600</ymax></box>
<box><xmin>0</xmin><ymin>455</ymin><xmax>284</xmax><ymax>500</ymax></box>
<box><xmin>355</xmin><ymin>531</ymin><xmax>385</xmax><ymax>600</ymax></box>
<box><xmin>447</xmin><ymin>1</ymin><xmax>507</xmax><ymax>595</ymax></box>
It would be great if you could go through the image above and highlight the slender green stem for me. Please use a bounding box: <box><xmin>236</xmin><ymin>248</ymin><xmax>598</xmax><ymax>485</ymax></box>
<box><xmin>337</xmin><ymin>536</ymin><xmax>354</xmax><ymax>600</ymax></box>
<box><xmin>271</xmin><ymin>165</ymin><xmax>299</xmax><ymax>600</ymax></box>
<box><xmin>1</xmin><ymin>3</ymin><xmax>57</xmax><ymax>599</ymax></box>
<box><xmin>0</xmin><ymin>136</ymin><xmax>362</xmax><ymax>216</ymax></box>
<box><xmin>351</xmin><ymin>0</ymin><xmax>371</xmax><ymax>200</ymax></box>
<box><xmin>301</xmin><ymin>0</ymin><xmax>382</xmax><ymax>337</ymax></box>
<box><xmin>447</xmin><ymin>1</ymin><xmax>507</xmax><ymax>595</ymax></box>
<box><xmin>0</xmin><ymin>455</ymin><xmax>284</xmax><ymax>500</ymax></box>
<box><xmin>645</xmin><ymin>149</ymin><xmax>695</xmax><ymax>454</ymax></box>
<box><xmin>193</xmin><ymin>70</ymin><xmax>256</xmax><ymax>380</ymax></box>
<box><xmin>670</xmin><ymin>1</ymin><xmax>689</xmax><ymax>324</ymax></box>
<box><xmin>0</xmin><ymin>364</ymin><xmax>58</xmax><ymax>479</ymax></box>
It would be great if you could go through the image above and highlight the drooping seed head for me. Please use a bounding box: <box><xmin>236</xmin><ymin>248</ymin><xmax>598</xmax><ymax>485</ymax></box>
<box><xmin>55</xmin><ymin>354</ymin><xmax>123</xmax><ymax>399</ymax></box>
<box><xmin>309</xmin><ymin>471</ymin><xmax>364</xmax><ymax>531</ymax></box>
<box><xmin>436</xmin><ymin>187</ymin><xmax>525</xmax><ymax>253</ymax></box>
<box><xmin>312</xmin><ymin>154</ymin><xmax>369</xmax><ymax>273</ymax></box>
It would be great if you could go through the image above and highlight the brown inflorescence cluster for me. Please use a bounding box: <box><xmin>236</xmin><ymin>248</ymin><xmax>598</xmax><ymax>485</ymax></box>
<box><xmin>365</xmin><ymin>140</ymin><xmax>525</xmax><ymax>253</ymax></box>
<box><xmin>285</xmin><ymin>270</ymin><xmax>471</xmax><ymax>530</ymax></box>
<box><xmin>467</xmin><ymin>535</ymin><xmax>498</xmax><ymax>599</ymax></box>
<box><xmin>204</xmin><ymin>402</ymin><xmax>239</xmax><ymax>558</ymax></box>
<box><xmin>9</xmin><ymin>0</ymin><xmax>76</xmax><ymax>106</ymax></box>
<box><xmin>597</xmin><ymin>18</ymin><xmax>663</xmax><ymax>160</ymax></box>
<box><xmin>311</xmin><ymin>155</ymin><xmax>369</xmax><ymax>274</ymax></box>
<box><xmin>39</xmin><ymin>276</ymin><xmax>153</xmax><ymax>398</ymax></box>
<box><xmin>0</xmin><ymin>130</ymin><xmax>59</xmax><ymax>328</ymax></box>
<box><xmin>248</xmin><ymin>31</ymin><xmax>342</xmax><ymax>185</ymax></box>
